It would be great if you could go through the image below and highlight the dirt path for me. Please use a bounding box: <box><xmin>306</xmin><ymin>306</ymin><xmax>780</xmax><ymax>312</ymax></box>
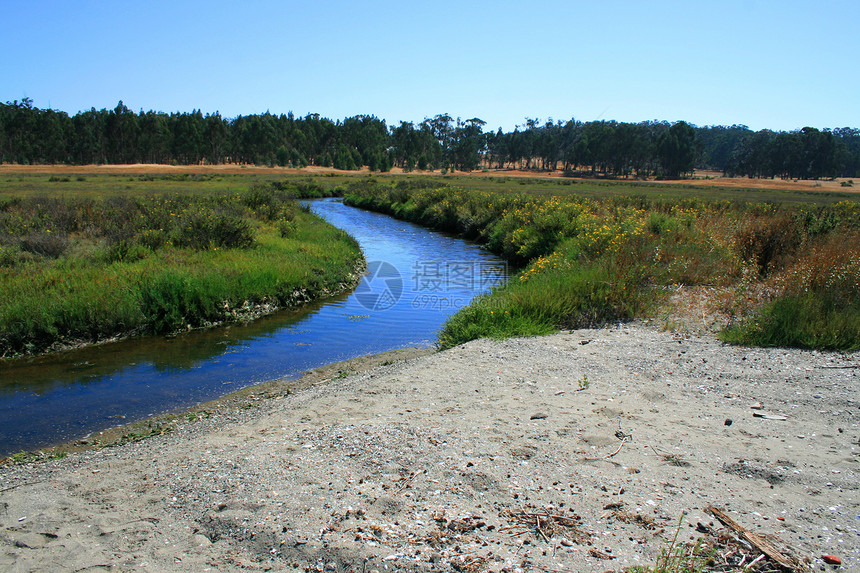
<box><xmin>0</xmin><ymin>325</ymin><xmax>857</xmax><ymax>572</ymax></box>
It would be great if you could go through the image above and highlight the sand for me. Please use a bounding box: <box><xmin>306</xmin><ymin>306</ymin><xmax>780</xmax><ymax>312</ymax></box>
<box><xmin>0</xmin><ymin>324</ymin><xmax>857</xmax><ymax>572</ymax></box>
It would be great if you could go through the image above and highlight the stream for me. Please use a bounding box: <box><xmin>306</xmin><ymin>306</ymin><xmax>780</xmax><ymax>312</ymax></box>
<box><xmin>0</xmin><ymin>199</ymin><xmax>508</xmax><ymax>456</ymax></box>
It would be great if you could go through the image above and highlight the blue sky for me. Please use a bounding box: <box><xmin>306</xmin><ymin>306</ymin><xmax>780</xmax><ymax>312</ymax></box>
<box><xmin>3</xmin><ymin>0</ymin><xmax>858</xmax><ymax>132</ymax></box>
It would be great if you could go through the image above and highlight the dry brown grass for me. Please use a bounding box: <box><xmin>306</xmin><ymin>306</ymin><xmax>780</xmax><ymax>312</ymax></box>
<box><xmin>2</xmin><ymin>163</ymin><xmax>855</xmax><ymax>194</ymax></box>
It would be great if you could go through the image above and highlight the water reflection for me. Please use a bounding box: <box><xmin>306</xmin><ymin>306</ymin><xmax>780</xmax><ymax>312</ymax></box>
<box><xmin>0</xmin><ymin>199</ymin><xmax>507</xmax><ymax>455</ymax></box>
<box><xmin>0</xmin><ymin>298</ymin><xmax>340</xmax><ymax>396</ymax></box>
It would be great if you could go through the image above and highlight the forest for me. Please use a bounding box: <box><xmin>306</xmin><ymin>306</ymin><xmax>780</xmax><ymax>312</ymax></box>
<box><xmin>1</xmin><ymin>98</ymin><xmax>858</xmax><ymax>180</ymax></box>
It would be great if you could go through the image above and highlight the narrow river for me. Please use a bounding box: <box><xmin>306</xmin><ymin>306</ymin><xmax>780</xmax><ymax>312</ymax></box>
<box><xmin>0</xmin><ymin>199</ymin><xmax>508</xmax><ymax>456</ymax></box>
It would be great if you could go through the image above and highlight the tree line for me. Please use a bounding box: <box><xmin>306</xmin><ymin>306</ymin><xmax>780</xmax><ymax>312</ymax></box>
<box><xmin>1</xmin><ymin>98</ymin><xmax>858</xmax><ymax>179</ymax></box>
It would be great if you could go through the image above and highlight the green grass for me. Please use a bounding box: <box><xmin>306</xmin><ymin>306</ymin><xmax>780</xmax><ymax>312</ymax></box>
<box><xmin>721</xmin><ymin>294</ymin><xmax>860</xmax><ymax>350</ymax></box>
<box><xmin>0</xmin><ymin>181</ymin><xmax>363</xmax><ymax>357</ymax></box>
<box><xmin>1</xmin><ymin>172</ymin><xmax>352</xmax><ymax>199</ymax></box>
<box><xmin>628</xmin><ymin>516</ymin><xmax>714</xmax><ymax>573</ymax></box>
<box><xmin>439</xmin><ymin>260</ymin><xmax>653</xmax><ymax>348</ymax></box>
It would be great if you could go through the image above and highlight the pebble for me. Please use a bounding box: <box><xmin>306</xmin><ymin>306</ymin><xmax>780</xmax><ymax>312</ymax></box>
<box><xmin>822</xmin><ymin>554</ymin><xmax>841</xmax><ymax>565</ymax></box>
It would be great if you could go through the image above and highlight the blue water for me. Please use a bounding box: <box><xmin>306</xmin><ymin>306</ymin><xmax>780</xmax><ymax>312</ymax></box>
<box><xmin>0</xmin><ymin>199</ymin><xmax>507</xmax><ymax>455</ymax></box>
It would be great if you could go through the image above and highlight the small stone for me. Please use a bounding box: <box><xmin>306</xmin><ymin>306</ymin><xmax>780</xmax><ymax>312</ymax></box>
<box><xmin>724</xmin><ymin>418</ymin><xmax>733</xmax><ymax>426</ymax></box>
<box><xmin>822</xmin><ymin>554</ymin><xmax>841</xmax><ymax>565</ymax></box>
<box><xmin>530</xmin><ymin>413</ymin><xmax>548</xmax><ymax>420</ymax></box>
<box><xmin>750</xmin><ymin>401</ymin><xmax>764</xmax><ymax>410</ymax></box>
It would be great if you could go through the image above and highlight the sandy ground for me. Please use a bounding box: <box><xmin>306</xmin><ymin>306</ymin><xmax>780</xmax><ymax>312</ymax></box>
<box><xmin>0</xmin><ymin>324</ymin><xmax>857</xmax><ymax>572</ymax></box>
<box><xmin>2</xmin><ymin>163</ymin><xmax>856</xmax><ymax>194</ymax></box>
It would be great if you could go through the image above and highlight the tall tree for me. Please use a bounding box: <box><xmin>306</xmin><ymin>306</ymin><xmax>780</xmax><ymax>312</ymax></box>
<box><xmin>657</xmin><ymin>121</ymin><xmax>698</xmax><ymax>178</ymax></box>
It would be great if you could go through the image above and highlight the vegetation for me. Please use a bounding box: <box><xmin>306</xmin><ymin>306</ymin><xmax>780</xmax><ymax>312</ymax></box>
<box><xmin>344</xmin><ymin>179</ymin><xmax>860</xmax><ymax>351</ymax></box>
<box><xmin>2</xmin><ymin>99</ymin><xmax>858</xmax><ymax>179</ymax></box>
<box><xmin>0</xmin><ymin>180</ymin><xmax>363</xmax><ymax>357</ymax></box>
<box><xmin>628</xmin><ymin>516</ymin><xmax>713</xmax><ymax>573</ymax></box>
<box><xmin>2</xmin><ymin>168</ymin><xmax>857</xmax><ymax>356</ymax></box>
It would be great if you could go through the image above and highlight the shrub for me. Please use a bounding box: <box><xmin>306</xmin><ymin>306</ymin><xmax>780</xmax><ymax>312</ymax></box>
<box><xmin>174</xmin><ymin>212</ymin><xmax>255</xmax><ymax>250</ymax></box>
<box><xmin>734</xmin><ymin>215</ymin><xmax>799</xmax><ymax>276</ymax></box>
<box><xmin>722</xmin><ymin>231</ymin><xmax>860</xmax><ymax>350</ymax></box>
<box><xmin>242</xmin><ymin>183</ymin><xmax>275</xmax><ymax>210</ymax></box>
<box><xmin>137</xmin><ymin>228</ymin><xmax>167</xmax><ymax>251</ymax></box>
<box><xmin>278</xmin><ymin>220</ymin><xmax>297</xmax><ymax>238</ymax></box>
<box><xmin>20</xmin><ymin>231</ymin><xmax>69</xmax><ymax>259</ymax></box>
<box><xmin>0</xmin><ymin>245</ymin><xmax>33</xmax><ymax>267</ymax></box>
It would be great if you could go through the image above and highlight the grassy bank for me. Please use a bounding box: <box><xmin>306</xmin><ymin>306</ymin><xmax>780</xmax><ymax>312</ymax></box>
<box><xmin>344</xmin><ymin>179</ymin><xmax>860</xmax><ymax>350</ymax></box>
<box><xmin>0</xmin><ymin>181</ymin><xmax>363</xmax><ymax>357</ymax></box>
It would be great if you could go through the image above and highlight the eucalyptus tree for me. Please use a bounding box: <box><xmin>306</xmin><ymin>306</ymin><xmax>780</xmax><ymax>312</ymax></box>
<box><xmin>450</xmin><ymin>117</ymin><xmax>486</xmax><ymax>171</ymax></box>
<box><xmin>657</xmin><ymin>121</ymin><xmax>698</xmax><ymax>178</ymax></box>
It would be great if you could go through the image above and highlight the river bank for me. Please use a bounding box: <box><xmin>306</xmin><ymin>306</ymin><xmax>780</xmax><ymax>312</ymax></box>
<box><xmin>1</xmin><ymin>323</ymin><xmax>857</xmax><ymax>572</ymax></box>
<box><xmin>0</xmin><ymin>197</ymin><xmax>509</xmax><ymax>457</ymax></box>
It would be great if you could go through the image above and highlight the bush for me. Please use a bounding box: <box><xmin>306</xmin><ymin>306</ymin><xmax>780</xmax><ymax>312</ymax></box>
<box><xmin>278</xmin><ymin>220</ymin><xmax>297</xmax><ymax>238</ymax></box>
<box><xmin>734</xmin><ymin>215</ymin><xmax>798</xmax><ymax>276</ymax></box>
<box><xmin>722</xmin><ymin>231</ymin><xmax>860</xmax><ymax>350</ymax></box>
<box><xmin>20</xmin><ymin>231</ymin><xmax>69</xmax><ymax>259</ymax></box>
<box><xmin>0</xmin><ymin>245</ymin><xmax>33</xmax><ymax>267</ymax></box>
<box><xmin>174</xmin><ymin>212</ymin><xmax>255</xmax><ymax>250</ymax></box>
<box><xmin>137</xmin><ymin>228</ymin><xmax>167</xmax><ymax>251</ymax></box>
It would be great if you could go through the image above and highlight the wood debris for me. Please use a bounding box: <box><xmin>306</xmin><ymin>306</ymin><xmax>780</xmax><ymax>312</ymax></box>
<box><xmin>501</xmin><ymin>506</ymin><xmax>591</xmax><ymax>545</ymax></box>
<box><xmin>707</xmin><ymin>506</ymin><xmax>808</xmax><ymax>572</ymax></box>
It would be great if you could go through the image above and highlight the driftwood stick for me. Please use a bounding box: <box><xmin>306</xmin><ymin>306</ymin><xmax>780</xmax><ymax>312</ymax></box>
<box><xmin>745</xmin><ymin>553</ymin><xmax>766</xmax><ymax>570</ymax></box>
<box><xmin>581</xmin><ymin>436</ymin><xmax>630</xmax><ymax>462</ymax></box>
<box><xmin>513</xmin><ymin>511</ymin><xmax>579</xmax><ymax>524</ymax></box>
<box><xmin>603</xmin><ymin>436</ymin><xmax>629</xmax><ymax>458</ymax></box>
<box><xmin>707</xmin><ymin>506</ymin><xmax>801</xmax><ymax>572</ymax></box>
<box><xmin>0</xmin><ymin>480</ymin><xmax>46</xmax><ymax>494</ymax></box>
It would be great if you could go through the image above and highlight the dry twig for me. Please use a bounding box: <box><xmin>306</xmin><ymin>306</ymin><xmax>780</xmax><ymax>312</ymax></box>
<box><xmin>394</xmin><ymin>469</ymin><xmax>425</xmax><ymax>493</ymax></box>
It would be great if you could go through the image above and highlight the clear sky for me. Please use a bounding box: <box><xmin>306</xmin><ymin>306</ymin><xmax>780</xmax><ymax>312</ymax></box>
<box><xmin>2</xmin><ymin>0</ymin><xmax>857</xmax><ymax>133</ymax></box>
